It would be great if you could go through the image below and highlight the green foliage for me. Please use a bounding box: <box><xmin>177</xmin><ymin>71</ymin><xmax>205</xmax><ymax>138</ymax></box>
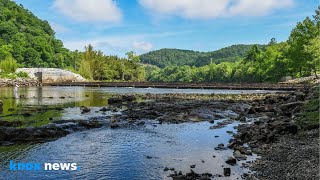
<box><xmin>0</xmin><ymin>56</ymin><xmax>18</xmax><ymax>73</ymax></box>
<box><xmin>140</xmin><ymin>44</ymin><xmax>266</xmax><ymax>68</ymax></box>
<box><xmin>16</xmin><ymin>71</ymin><xmax>29</xmax><ymax>78</ymax></box>
<box><xmin>147</xmin><ymin>42</ymin><xmax>289</xmax><ymax>83</ymax></box>
<box><xmin>0</xmin><ymin>0</ymin><xmax>71</xmax><ymax>68</ymax></box>
<box><xmin>148</xmin><ymin>8</ymin><xmax>320</xmax><ymax>83</ymax></box>
<box><xmin>287</xmin><ymin>7</ymin><xmax>320</xmax><ymax>77</ymax></box>
<box><xmin>78</xmin><ymin>45</ymin><xmax>145</xmax><ymax>81</ymax></box>
<box><xmin>126</xmin><ymin>51</ymin><xmax>140</xmax><ymax>63</ymax></box>
<box><xmin>296</xmin><ymin>86</ymin><xmax>319</xmax><ymax>130</ymax></box>
<box><xmin>303</xmin><ymin>37</ymin><xmax>320</xmax><ymax>77</ymax></box>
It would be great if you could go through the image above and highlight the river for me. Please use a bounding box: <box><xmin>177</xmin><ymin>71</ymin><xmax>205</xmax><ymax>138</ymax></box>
<box><xmin>0</xmin><ymin>87</ymin><xmax>280</xmax><ymax>179</ymax></box>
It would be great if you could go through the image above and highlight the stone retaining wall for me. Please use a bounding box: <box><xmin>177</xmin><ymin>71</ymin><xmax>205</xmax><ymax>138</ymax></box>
<box><xmin>16</xmin><ymin>68</ymin><xmax>86</xmax><ymax>84</ymax></box>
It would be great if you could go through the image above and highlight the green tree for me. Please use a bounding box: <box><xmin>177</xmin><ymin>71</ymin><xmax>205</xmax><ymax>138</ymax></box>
<box><xmin>245</xmin><ymin>45</ymin><xmax>261</xmax><ymax>62</ymax></box>
<box><xmin>304</xmin><ymin>37</ymin><xmax>320</xmax><ymax>77</ymax></box>
<box><xmin>126</xmin><ymin>51</ymin><xmax>140</xmax><ymax>63</ymax></box>
<box><xmin>287</xmin><ymin>9</ymin><xmax>319</xmax><ymax>76</ymax></box>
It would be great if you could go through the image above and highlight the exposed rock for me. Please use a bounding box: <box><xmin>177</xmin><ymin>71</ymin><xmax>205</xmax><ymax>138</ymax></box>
<box><xmin>224</xmin><ymin>168</ymin><xmax>231</xmax><ymax>176</ymax></box>
<box><xmin>0</xmin><ymin>78</ymin><xmax>40</xmax><ymax>87</ymax></box>
<box><xmin>278</xmin><ymin>102</ymin><xmax>303</xmax><ymax>111</ymax></box>
<box><xmin>80</xmin><ymin>106</ymin><xmax>91</xmax><ymax>114</ymax></box>
<box><xmin>214</xmin><ymin>143</ymin><xmax>228</xmax><ymax>151</ymax></box>
<box><xmin>0</xmin><ymin>120</ymin><xmax>103</xmax><ymax>145</ymax></box>
<box><xmin>108</xmin><ymin>97</ymin><xmax>122</xmax><ymax>104</ymax></box>
<box><xmin>233</xmin><ymin>150</ymin><xmax>247</xmax><ymax>160</ymax></box>
<box><xmin>99</xmin><ymin>107</ymin><xmax>109</xmax><ymax>112</ymax></box>
<box><xmin>121</xmin><ymin>95</ymin><xmax>136</xmax><ymax>102</ymax></box>
<box><xmin>225</xmin><ymin>157</ymin><xmax>237</xmax><ymax>166</ymax></box>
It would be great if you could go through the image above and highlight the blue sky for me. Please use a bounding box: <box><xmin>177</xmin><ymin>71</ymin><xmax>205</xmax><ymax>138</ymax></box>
<box><xmin>14</xmin><ymin>0</ymin><xmax>319</xmax><ymax>56</ymax></box>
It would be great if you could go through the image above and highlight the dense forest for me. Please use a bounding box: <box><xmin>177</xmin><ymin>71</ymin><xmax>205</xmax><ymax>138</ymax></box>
<box><xmin>147</xmin><ymin>7</ymin><xmax>320</xmax><ymax>83</ymax></box>
<box><xmin>0</xmin><ymin>0</ymin><xmax>318</xmax><ymax>83</ymax></box>
<box><xmin>0</xmin><ymin>0</ymin><xmax>69</xmax><ymax>68</ymax></box>
<box><xmin>140</xmin><ymin>45</ymin><xmax>266</xmax><ymax>68</ymax></box>
<box><xmin>0</xmin><ymin>0</ymin><xmax>144</xmax><ymax>81</ymax></box>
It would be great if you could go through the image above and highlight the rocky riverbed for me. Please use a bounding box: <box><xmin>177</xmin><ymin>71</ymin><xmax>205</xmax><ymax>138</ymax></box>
<box><xmin>0</xmin><ymin>78</ymin><xmax>40</xmax><ymax>87</ymax></box>
<box><xmin>0</xmin><ymin>86</ymin><xmax>318</xmax><ymax>179</ymax></box>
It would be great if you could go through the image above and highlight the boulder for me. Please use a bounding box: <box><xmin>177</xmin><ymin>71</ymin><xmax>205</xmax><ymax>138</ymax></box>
<box><xmin>294</xmin><ymin>92</ymin><xmax>306</xmax><ymax>101</ymax></box>
<box><xmin>108</xmin><ymin>98</ymin><xmax>122</xmax><ymax>104</ymax></box>
<box><xmin>224</xmin><ymin>168</ymin><xmax>231</xmax><ymax>176</ymax></box>
<box><xmin>279</xmin><ymin>102</ymin><xmax>303</xmax><ymax>111</ymax></box>
<box><xmin>225</xmin><ymin>157</ymin><xmax>237</xmax><ymax>166</ymax></box>
<box><xmin>233</xmin><ymin>150</ymin><xmax>247</xmax><ymax>160</ymax></box>
<box><xmin>80</xmin><ymin>106</ymin><xmax>91</xmax><ymax>114</ymax></box>
<box><xmin>99</xmin><ymin>107</ymin><xmax>108</xmax><ymax>112</ymax></box>
<box><xmin>121</xmin><ymin>95</ymin><xmax>136</xmax><ymax>102</ymax></box>
<box><xmin>214</xmin><ymin>143</ymin><xmax>228</xmax><ymax>151</ymax></box>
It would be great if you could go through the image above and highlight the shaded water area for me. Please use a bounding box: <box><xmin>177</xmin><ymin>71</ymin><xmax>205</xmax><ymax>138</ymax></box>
<box><xmin>0</xmin><ymin>87</ymin><xmax>278</xmax><ymax>179</ymax></box>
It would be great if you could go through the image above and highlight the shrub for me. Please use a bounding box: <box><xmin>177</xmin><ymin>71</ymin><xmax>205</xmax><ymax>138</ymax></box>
<box><xmin>0</xmin><ymin>56</ymin><xmax>18</xmax><ymax>73</ymax></box>
<box><xmin>16</xmin><ymin>71</ymin><xmax>29</xmax><ymax>78</ymax></box>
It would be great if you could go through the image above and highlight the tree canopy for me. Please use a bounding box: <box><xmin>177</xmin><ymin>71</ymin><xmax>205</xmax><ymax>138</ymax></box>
<box><xmin>0</xmin><ymin>0</ymin><xmax>70</xmax><ymax>68</ymax></box>
<box><xmin>139</xmin><ymin>44</ymin><xmax>266</xmax><ymax>68</ymax></box>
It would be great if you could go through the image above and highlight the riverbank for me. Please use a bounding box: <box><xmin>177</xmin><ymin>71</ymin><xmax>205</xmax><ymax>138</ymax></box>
<box><xmin>246</xmin><ymin>86</ymin><xmax>320</xmax><ymax>180</ymax></box>
<box><xmin>46</xmin><ymin>81</ymin><xmax>309</xmax><ymax>91</ymax></box>
<box><xmin>0</xmin><ymin>86</ymin><xmax>318</xmax><ymax>179</ymax></box>
<box><xmin>0</xmin><ymin>78</ymin><xmax>40</xmax><ymax>87</ymax></box>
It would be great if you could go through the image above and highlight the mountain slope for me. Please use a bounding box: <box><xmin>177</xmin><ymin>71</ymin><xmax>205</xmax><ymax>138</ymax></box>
<box><xmin>140</xmin><ymin>44</ymin><xmax>266</xmax><ymax>68</ymax></box>
<box><xmin>0</xmin><ymin>0</ymin><xmax>70</xmax><ymax>68</ymax></box>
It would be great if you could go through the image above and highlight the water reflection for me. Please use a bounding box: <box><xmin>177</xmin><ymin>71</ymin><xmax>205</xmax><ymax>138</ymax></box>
<box><xmin>0</xmin><ymin>86</ymin><xmax>265</xmax><ymax>179</ymax></box>
<box><xmin>0</xmin><ymin>122</ymin><xmax>257</xmax><ymax>180</ymax></box>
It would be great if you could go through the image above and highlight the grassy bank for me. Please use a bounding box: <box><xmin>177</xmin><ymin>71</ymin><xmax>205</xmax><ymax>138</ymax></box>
<box><xmin>296</xmin><ymin>86</ymin><xmax>319</xmax><ymax>130</ymax></box>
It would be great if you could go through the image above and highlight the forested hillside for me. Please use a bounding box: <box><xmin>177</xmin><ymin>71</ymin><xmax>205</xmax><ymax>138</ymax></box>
<box><xmin>148</xmin><ymin>7</ymin><xmax>319</xmax><ymax>83</ymax></box>
<box><xmin>140</xmin><ymin>44</ymin><xmax>266</xmax><ymax>68</ymax></box>
<box><xmin>0</xmin><ymin>0</ymin><xmax>318</xmax><ymax>83</ymax></box>
<box><xmin>0</xmin><ymin>0</ymin><xmax>70</xmax><ymax>68</ymax></box>
<box><xmin>0</xmin><ymin>0</ymin><xmax>144</xmax><ymax>81</ymax></box>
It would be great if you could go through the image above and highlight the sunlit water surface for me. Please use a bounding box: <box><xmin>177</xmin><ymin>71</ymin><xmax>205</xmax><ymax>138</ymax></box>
<box><xmin>0</xmin><ymin>87</ymin><xmax>273</xmax><ymax>179</ymax></box>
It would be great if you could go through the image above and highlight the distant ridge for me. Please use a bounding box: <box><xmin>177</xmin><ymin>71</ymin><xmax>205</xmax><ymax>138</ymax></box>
<box><xmin>140</xmin><ymin>44</ymin><xmax>266</xmax><ymax>68</ymax></box>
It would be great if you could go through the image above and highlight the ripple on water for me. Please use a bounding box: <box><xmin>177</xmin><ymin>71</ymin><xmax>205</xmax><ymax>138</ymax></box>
<box><xmin>0</xmin><ymin>121</ymin><xmax>257</xmax><ymax>180</ymax></box>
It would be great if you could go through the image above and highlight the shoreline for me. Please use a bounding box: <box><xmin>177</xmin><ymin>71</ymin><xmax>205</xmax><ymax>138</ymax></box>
<box><xmin>0</xmin><ymin>86</ymin><xmax>318</xmax><ymax>179</ymax></box>
<box><xmin>46</xmin><ymin>82</ymin><xmax>309</xmax><ymax>91</ymax></box>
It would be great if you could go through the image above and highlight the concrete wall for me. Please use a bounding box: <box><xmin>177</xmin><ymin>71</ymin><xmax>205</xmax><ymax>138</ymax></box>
<box><xmin>16</xmin><ymin>68</ymin><xmax>86</xmax><ymax>83</ymax></box>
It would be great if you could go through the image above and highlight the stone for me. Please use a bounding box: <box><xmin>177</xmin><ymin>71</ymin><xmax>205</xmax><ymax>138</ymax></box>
<box><xmin>137</xmin><ymin>121</ymin><xmax>145</xmax><ymax>126</ymax></box>
<box><xmin>294</xmin><ymin>92</ymin><xmax>306</xmax><ymax>101</ymax></box>
<box><xmin>225</xmin><ymin>157</ymin><xmax>237</xmax><ymax>166</ymax></box>
<box><xmin>233</xmin><ymin>150</ymin><xmax>247</xmax><ymax>160</ymax></box>
<box><xmin>80</xmin><ymin>106</ymin><xmax>91</xmax><ymax>114</ymax></box>
<box><xmin>224</xmin><ymin>168</ymin><xmax>231</xmax><ymax>176</ymax></box>
<box><xmin>247</xmin><ymin>107</ymin><xmax>256</xmax><ymax>114</ymax></box>
<box><xmin>16</xmin><ymin>68</ymin><xmax>86</xmax><ymax>83</ymax></box>
<box><xmin>110</xmin><ymin>123</ymin><xmax>120</xmax><ymax>128</ymax></box>
<box><xmin>108</xmin><ymin>98</ymin><xmax>122</xmax><ymax>104</ymax></box>
<box><xmin>279</xmin><ymin>102</ymin><xmax>303</xmax><ymax>111</ymax></box>
<box><xmin>121</xmin><ymin>95</ymin><xmax>136</xmax><ymax>102</ymax></box>
<box><xmin>283</xmin><ymin>124</ymin><xmax>298</xmax><ymax>134</ymax></box>
<box><xmin>190</xmin><ymin>165</ymin><xmax>196</xmax><ymax>168</ymax></box>
<box><xmin>214</xmin><ymin>143</ymin><xmax>228</xmax><ymax>151</ymax></box>
<box><xmin>99</xmin><ymin>107</ymin><xmax>108</xmax><ymax>112</ymax></box>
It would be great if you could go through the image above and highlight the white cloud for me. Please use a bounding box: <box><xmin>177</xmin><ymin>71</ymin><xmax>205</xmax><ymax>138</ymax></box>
<box><xmin>139</xmin><ymin>0</ymin><xmax>294</xmax><ymax>19</ymax></box>
<box><xmin>53</xmin><ymin>0</ymin><xmax>122</xmax><ymax>23</ymax></box>
<box><xmin>229</xmin><ymin>0</ymin><xmax>293</xmax><ymax>16</ymax></box>
<box><xmin>132</xmin><ymin>41</ymin><xmax>153</xmax><ymax>52</ymax></box>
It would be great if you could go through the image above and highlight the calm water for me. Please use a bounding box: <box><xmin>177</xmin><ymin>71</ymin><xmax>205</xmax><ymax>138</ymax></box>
<box><xmin>0</xmin><ymin>87</ymin><xmax>267</xmax><ymax>179</ymax></box>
